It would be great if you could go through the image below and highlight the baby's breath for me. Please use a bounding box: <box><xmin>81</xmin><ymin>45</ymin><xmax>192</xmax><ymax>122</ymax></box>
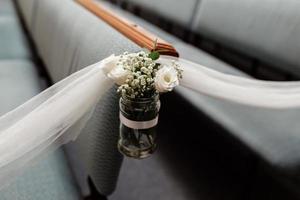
<box><xmin>117</xmin><ymin>51</ymin><xmax>182</xmax><ymax>98</ymax></box>
<box><xmin>171</xmin><ymin>60</ymin><xmax>183</xmax><ymax>79</ymax></box>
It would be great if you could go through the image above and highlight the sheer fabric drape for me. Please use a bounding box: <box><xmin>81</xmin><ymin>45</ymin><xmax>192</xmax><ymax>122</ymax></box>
<box><xmin>0</xmin><ymin>55</ymin><xmax>300</xmax><ymax>188</ymax></box>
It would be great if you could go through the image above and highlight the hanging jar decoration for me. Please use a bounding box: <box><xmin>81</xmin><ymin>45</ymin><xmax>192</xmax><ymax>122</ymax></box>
<box><xmin>102</xmin><ymin>49</ymin><xmax>182</xmax><ymax>159</ymax></box>
<box><xmin>118</xmin><ymin>93</ymin><xmax>160</xmax><ymax>159</ymax></box>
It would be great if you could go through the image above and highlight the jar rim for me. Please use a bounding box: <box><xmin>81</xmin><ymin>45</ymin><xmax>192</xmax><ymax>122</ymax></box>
<box><xmin>121</xmin><ymin>92</ymin><xmax>159</xmax><ymax>103</ymax></box>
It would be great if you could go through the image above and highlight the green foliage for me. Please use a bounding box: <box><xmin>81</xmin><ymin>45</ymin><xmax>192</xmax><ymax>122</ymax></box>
<box><xmin>148</xmin><ymin>51</ymin><xmax>160</xmax><ymax>60</ymax></box>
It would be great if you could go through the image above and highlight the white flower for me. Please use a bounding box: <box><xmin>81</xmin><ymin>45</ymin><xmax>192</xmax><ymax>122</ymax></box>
<box><xmin>155</xmin><ymin>65</ymin><xmax>179</xmax><ymax>93</ymax></box>
<box><xmin>102</xmin><ymin>54</ymin><xmax>130</xmax><ymax>85</ymax></box>
<box><xmin>108</xmin><ymin>65</ymin><xmax>130</xmax><ymax>85</ymax></box>
<box><xmin>102</xmin><ymin>54</ymin><xmax>119</xmax><ymax>75</ymax></box>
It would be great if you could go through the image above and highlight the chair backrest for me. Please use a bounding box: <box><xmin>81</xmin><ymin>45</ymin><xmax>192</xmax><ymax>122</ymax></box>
<box><xmin>17</xmin><ymin>0</ymin><xmax>140</xmax><ymax>196</ymax></box>
<box><xmin>192</xmin><ymin>0</ymin><xmax>300</xmax><ymax>76</ymax></box>
<box><xmin>33</xmin><ymin>0</ymin><xmax>87</xmax><ymax>82</ymax></box>
<box><xmin>125</xmin><ymin>0</ymin><xmax>200</xmax><ymax>27</ymax></box>
<box><xmin>15</xmin><ymin>0</ymin><xmax>36</xmax><ymax>32</ymax></box>
<box><xmin>0</xmin><ymin>0</ymin><xmax>15</xmax><ymax>16</ymax></box>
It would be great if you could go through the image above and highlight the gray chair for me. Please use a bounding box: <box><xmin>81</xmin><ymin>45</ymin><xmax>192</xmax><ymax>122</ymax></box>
<box><xmin>190</xmin><ymin>0</ymin><xmax>300</xmax><ymax>185</ymax></box>
<box><xmin>192</xmin><ymin>0</ymin><xmax>300</xmax><ymax>77</ymax></box>
<box><xmin>0</xmin><ymin>17</ymin><xmax>31</xmax><ymax>59</ymax></box>
<box><xmin>123</xmin><ymin>0</ymin><xmax>200</xmax><ymax>28</ymax></box>
<box><xmin>24</xmin><ymin>0</ymin><xmax>140</xmax><ymax>196</ymax></box>
<box><xmin>16</xmin><ymin>0</ymin><xmax>36</xmax><ymax>32</ymax></box>
<box><xmin>0</xmin><ymin>0</ymin><xmax>16</xmax><ymax>17</ymax></box>
<box><xmin>0</xmin><ymin>1</ymin><xmax>81</xmax><ymax>199</ymax></box>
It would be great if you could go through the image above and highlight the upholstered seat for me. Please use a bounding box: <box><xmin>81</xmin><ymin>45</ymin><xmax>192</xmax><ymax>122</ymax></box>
<box><xmin>190</xmin><ymin>0</ymin><xmax>300</xmax><ymax>186</ymax></box>
<box><xmin>0</xmin><ymin>17</ymin><xmax>31</xmax><ymax>59</ymax></box>
<box><xmin>0</xmin><ymin>60</ymin><xmax>81</xmax><ymax>200</ymax></box>
<box><xmin>0</xmin><ymin>150</ymin><xmax>81</xmax><ymax>200</ymax></box>
<box><xmin>0</xmin><ymin>1</ymin><xmax>82</xmax><ymax>199</ymax></box>
<box><xmin>192</xmin><ymin>0</ymin><xmax>300</xmax><ymax>76</ymax></box>
<box><xmin>0</xmin><ymin>0</ymin><xmax>16</xmax><ymax>17</ymax></box>
<box><xmin>123</xmin><ymin>0</ymin><xmax>199</xmax><ymax>28</ymax></box>
<box><xmin>0</xmin><ymin>60</ymin><xmax>43</xmax><ymax>113</ymax></box>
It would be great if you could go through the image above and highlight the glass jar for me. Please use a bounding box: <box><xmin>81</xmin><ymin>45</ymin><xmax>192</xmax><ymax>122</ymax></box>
<box><xmin>118</xmin><ymin>93</ymin><xmax>160</xmax><ymax>159</ymax></box>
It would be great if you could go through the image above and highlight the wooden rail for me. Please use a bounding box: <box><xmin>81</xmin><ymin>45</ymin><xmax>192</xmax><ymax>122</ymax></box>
<box><xmin>77</xmin><ymin>0</ymin><xmax>179</xmax><ymax>57</ymax></box>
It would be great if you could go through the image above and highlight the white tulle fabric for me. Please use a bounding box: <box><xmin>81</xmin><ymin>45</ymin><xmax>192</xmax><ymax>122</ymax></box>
<box><xmin>1</xmin><ymin>55</ymin><xmax>300</xmax><ymax>187</ymax></box>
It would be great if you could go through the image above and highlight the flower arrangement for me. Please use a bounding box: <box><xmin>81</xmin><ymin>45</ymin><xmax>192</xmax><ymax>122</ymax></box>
<box><xmin>103</xmin><ymin>48</ymin><xmax>182</xmax><ymax>159</ymax></box>
<box><xmin>104</xmin><ymin>50</ymin><xmax>182</xmax><ymax>98</ymax></box>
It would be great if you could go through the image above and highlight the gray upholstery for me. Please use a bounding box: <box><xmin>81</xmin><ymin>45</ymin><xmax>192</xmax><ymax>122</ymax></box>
<box><xmin>68</xmin><ymin>6</ymin><xmax>140</xmax><ymax>195</ymax></box>
<box><xmin>174</xmin><ymin>29</ymin><xmax>300</xmax><ymax>178</ymax></box>
<box><xmin>0</xmin><ymin>60</ymin><xmax>81</xmax><ymax>200</ymax></box>
<box><xmin>0</xmin><ymin>17</ymin><xmax>31</xmax><ymax>59</ymax></box>
<box><xmin>0</xmin><ymin>60</ymin><xmax>42</xmax><ymax>114</ymax></box>
<box><xmin>31</xmin><ymin>0</ymin><xmax>140</xmax><ymax>195</ymax></box>
<box><xmin>72</xmin><ymin>87</ymin><xmax>123</xmax><ymax>195</ymax></box>
<box><xmin>0</xmin><ymin>150</ymin><xmax>81</xmax><ymax>200</ymax></box>
<box><xmin>175</xmin><ymin>89</ymin><xmax>300</xmax><ymax>169</ymax></box>
<box><xmin>33</xmin><ymin>0</ymin><xmax>63</xmax><ymax>76</ymax></box>
<box><xmin>33</xmin><ymin>0</ymin><xmax>86</xmax><ymax>82</ymax></box>
<box><xmin>111</xmin><ymin>155</ymin><xmax>192</xmax><ymax>200</ymax></box>
<box><xmin>125</xmin><ymin>0</ymin><xmax>199</xmax><ymax>27</ymax></box>
<box><xmin>192</xmin><ymin>0</ymin><xmax>300</xmax><ymax>76</ymax></box>
<box><xmin>174</xmin><ymin>43</ymin><xmax>300</xmax><ymax>175</ymax></box>
<box><xmin>70</xmin><ymin>7</ymin><xmax>140</xmax><ymax>72</ymax></box>
<box><xmin>15</xmin><ymin>0</ymin><xmax>37</xmax><ymax>31</ymax></box>
<box><xmin>0</xmin><ymin>0</ymin><xmax>16</xmax><ymax>17</ymax></box>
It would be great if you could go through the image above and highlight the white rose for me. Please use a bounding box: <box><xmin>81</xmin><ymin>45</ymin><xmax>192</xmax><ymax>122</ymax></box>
<box><xmin>155</xmin><ymin>65</ymin><xmax>179</xmax><ymax>93</ymax></box>
<box><xmin>102</xmin><ymin>54</ymin><xmax>118</xmax><ymax>75</ymax></box>
<box><xmin>102</xmin><ymin>54</ymin><xmax>129</xmax><ymax>85</ymax></box>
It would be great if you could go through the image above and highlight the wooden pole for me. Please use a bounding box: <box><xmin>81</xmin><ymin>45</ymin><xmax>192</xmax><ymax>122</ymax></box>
<box><xmin>77</xmin><ymin>0</ymin><xmax>179</xmax><ymax>57</ymax></box>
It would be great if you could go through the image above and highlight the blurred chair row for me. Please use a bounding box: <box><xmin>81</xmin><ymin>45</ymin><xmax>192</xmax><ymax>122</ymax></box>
<box><xmin>110</xmin><ymin>0</ymin><xmax>300</xmax><ymax>81</ymax></box>
<box><xmin>0</xmin><ymin>0</ymin><xmax>81</xmax><ymax>199</ymax></box>
<box><xmin>1</xmin><ymin>0</ymin><xmax>300</xmax><ymax>199</ymax></box>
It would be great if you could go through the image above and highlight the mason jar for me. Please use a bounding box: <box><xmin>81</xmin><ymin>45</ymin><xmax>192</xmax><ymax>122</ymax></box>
<box><xmin>118</xmin><ymin>93</ymin><xmax>160</xmax><ymax>159</ymax></box>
